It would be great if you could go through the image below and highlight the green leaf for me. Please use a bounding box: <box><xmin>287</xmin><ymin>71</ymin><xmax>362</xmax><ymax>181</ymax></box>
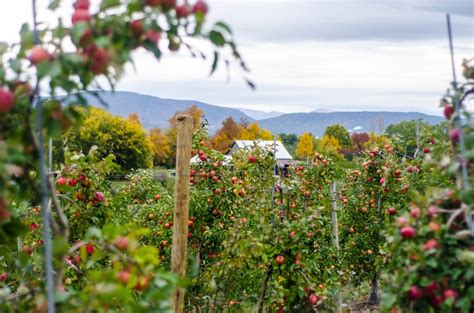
<box><xmin>143</xmin><ymin>42</ymin><xmax>161</xmax><ymax>60</ymax></box>
<box><xmin>48</xmin><ymin>0</ymin><xmax>61</xmax><ymax>10</ymax></box>
<box><xmin>20</xmin><ymin>23</ymin><xmax>34</xmax><ymax>49</ymax></box>
<box><xmin>209</xmin><ymin>51</ymin><xmax>219</xmax><ymax>76</ymax></box>
<box><xmin>71</xmin><ymin>22</ymin><xmax>89</xmax><ymax>44</ymax></box>
<box><xmin>53</xmin><ymin>237</ymin><xmax>69</xmax><ymax>258</ymax></box>
<box><xmin>9</xmin><ymin>58</ymin><xmax>22</xmax><ymax>73</ymax></box>
<box><xmin>48</xmin><ymin>60</ymin><xmax>62</xmax><ymax>78</ymax></box>
<box><xmin>209</xmin><ymin>31</ymin><xmax>225</xmax><ymax>47</ymax></box>
<box><xmin>100</xmin><ymin>0</ymin><xmax>121</xmax><ymax>10</ymax></box>
<box><xmin>214</xmin><ymin>21</ymin><xmax>233</xmax><ymax>35</ymax></box>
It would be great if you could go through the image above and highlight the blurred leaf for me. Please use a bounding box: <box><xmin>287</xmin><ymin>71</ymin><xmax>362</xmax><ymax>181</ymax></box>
<box><xmin>209</xmin><ymin>31</ymin><xmax>225</xmax><ymax>47</ymax></box>
<box><xmin>48</xmin><ymin>0</ymin><xmax>61</xmax><ymax>10</ymax></box>
<box><xmin>20</xmin><ymin>23</ymin><xmax>34</xmax><ymax>49</ymax></box>
<box><xmin>214</xmin><ymin>21</ymin><xmax>233</xmax><ymax>35</ymax></box>
<box><xmin>53</xmin><ymin>237</ymin><xmax>69</xmax><ymax>258</ymax></box>
<box><xmin>71</xmin><ymin>23</ymin><xmax>89</xmax><ymax>44</ymax></box>
<box><xmin>100</xmin><ymin>0</ymin><xmax>121</xmax><ymax>10</ymax></box>
<box><xmin>209</xmin><ymin>51</ymin><xmax>219</xmax><ymax>76</ymax></box>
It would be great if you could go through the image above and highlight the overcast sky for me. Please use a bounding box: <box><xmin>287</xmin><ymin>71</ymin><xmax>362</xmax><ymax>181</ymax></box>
<box><xmin>0</xmin><ymin>0</ymin><xmax>472</xmax><ymax>114</ymax></box>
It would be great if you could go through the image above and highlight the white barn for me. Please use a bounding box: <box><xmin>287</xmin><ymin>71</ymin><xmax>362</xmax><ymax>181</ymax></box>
<box><xmin>226</xmin><ymin>140</ymin><xmax>293</xmax><ymax>166</ymax></box>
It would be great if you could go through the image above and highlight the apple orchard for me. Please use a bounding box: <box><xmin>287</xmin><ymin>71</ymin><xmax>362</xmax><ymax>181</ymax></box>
<box><xmin>0</xmin><ymin>0</ymin><xmax>473</xmax><ymax>312</ymax></box>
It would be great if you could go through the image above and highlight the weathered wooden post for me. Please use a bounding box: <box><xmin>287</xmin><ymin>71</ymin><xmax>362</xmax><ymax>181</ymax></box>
<box><xmin>330</xmin><ymin>182</ymin><xmax>342</xmax><ymax>313</ymax></box>
<box><xmin>171</xmin><ymin>114</ymin><xmax>193</xmax><ymax>313</ymax></box>
<box><xmin>330</xmin><ymin>182</ymin><xmax>340</xmax><ymax>249</ymax></box>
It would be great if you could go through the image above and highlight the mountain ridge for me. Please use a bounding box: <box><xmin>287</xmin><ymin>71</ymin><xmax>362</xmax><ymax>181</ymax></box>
<box><xmin>64</xmin><ymin>91</ymin><xmax>443</xmax><ymax>136</ymax></box>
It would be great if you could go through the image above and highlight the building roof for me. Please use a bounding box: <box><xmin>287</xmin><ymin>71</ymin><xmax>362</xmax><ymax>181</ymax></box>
<box><xmin>228</xmin><ymin>140</ymin><xmax>293</xmax><ymax>160</ymax></box>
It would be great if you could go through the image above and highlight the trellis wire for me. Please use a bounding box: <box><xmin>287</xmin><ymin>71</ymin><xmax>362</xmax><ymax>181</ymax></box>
<box><xmin>31</xmin><ymin>0</ymin><xmax>55</xmax><ymax>311</ymax></box>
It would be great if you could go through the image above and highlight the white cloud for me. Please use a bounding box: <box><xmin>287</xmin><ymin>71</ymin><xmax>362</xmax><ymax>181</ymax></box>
<box><xmin>1</xmin><ymin>0</ymin><xmax>472</xmax><ymax>115</ymax></box>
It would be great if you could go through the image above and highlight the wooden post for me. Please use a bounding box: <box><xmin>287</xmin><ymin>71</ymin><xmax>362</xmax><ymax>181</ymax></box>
<box><xmin>330</xmin><ymin>182</ymin><xmax>340</xmax><ymax>249</ymax></box>
<box><xmin>171</xmin><ymin>114</ymin><xmax>193</xmax><ymax>313</ymax></box>
<box><xmin>330</xmin><ymin>182</ymin><xmax>342</xmax><ymax>313</ymax></box>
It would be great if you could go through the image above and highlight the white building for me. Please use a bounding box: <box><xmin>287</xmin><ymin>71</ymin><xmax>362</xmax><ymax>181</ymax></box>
<box><xmin>226</xmin><ymin>140</ymin><xmax>293</xmax><ymax>166</ymax></box>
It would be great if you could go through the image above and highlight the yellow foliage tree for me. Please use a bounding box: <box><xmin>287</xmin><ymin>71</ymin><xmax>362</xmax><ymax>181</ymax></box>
<box><xmin>364</xmin><ymin>132</ymin><xmax>392</xmax><ymax>150</ymax></box>
<box><xmin>316</xmin><ymin>135</ymin><xmax>341</xmax><ymax>154</ymax></box>
<box><xmin>241</xmin><ymin>122</ymin><xmax>273</xmax><ymax>140</ymax></box>
<box><xmin>295</xmin><ymin>132</ymin><xmax>315</xmax><ymax>160</ymax></box>
<box><xmin>128</xmin><ymin>112</ymin><xmax>141</xmax><ymax>124</ymax></box>
<box><xmin>149</xmin><ymin>128</ymin><xmax>172</xmax><ymax>166</ymax></box>
<box><xmin>63</xmin><ymin>108</ymin><xmax>153</xmax><ymax>170</ymax></box>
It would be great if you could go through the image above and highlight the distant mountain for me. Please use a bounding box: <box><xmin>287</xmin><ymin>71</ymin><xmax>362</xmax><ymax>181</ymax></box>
<box><xmin>239</xmin><ymin>108</ymin><xmax>284</xmax><ymax>120</ymax></box>
<box><xmin>62</xmin><ymin>91</ymin><xmax>444</xmax><ymax>136</ymax></box>
<box><xmin>311</xmin><ymin>108</ymin><xmax>334</xmax><ymax>113</ymax></box>
<box><xmin>69</xmin><ymin>91</ymin><xmax>253</xmax><ymax>134</ymax></box>
<box><xmin>259</xmin><ymin>111</ymin><xmax>443</xmax><ymax>136</ymax></box>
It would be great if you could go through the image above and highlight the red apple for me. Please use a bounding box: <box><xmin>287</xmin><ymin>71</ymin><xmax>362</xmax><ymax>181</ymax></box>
<box><xmin>387</xmin><ymin>207</ymin><xmax>397</xmax><ymax>215</ymax></box>
<box><xmin>176</xmin><ymin>4</ymin><xmax>191</xmax><ymax>18</ymax></box>
<box><xmin>423</xmin><ymin>281</ymin><xmax>438</xmax><ymax>294</ymax></box>
<box><xmin>155</xmin><ymin>194</ymin><xmax>161</xmax><ymax>200</ymax></box>
<box><xmin>161</xmin><ymin>0</ymin><xmax>176</xmax><ymax>9</ymax></box>
<box><xmin>114</xmin><ymin>237</ymin><xmax>129</xmax><ymax>251</ymax></box>
<box><xmin>85</xmin><ymin>244</ymin><xmax>95</xmax><ymax>255</ymax></box>
<box><xmin>193</xmin><ymin>0</ymin><xmax>208</xmax><ymax>14</ymax></box>
<box><xmin>145</xmin><ymin>30</ymin><xmax>161</xmax><ymax>44</ymax></box>
<box><xmin>423</xmin><ymin>239</ymin><xmax>439</xmax><ymax>251</ymax></box>
<box><xmin>117</xmin><ymin>270</ymin><xmax>131</xmax><ymax>285</ymax></box>
<box><xmin>72</xmin><ymin>9</ymin><xmax>91</xmax><ymax>24</ymax></box>
<box><xmin>442</xmin><ymin>289</ymin><xmax>458</xmax><ymax>300</ymax></box>
<box><xmin>427</xmin><ymin>205</ymin><xmax>438</xmax><ymax>218</ymax></box>
<box><xmin>400</xmin><ymin>226</ymin><xmax>416</xmax><ymax>239</ymax></box>
<box><xmin>68</xmin><ymin>178</ymin><xmax>78</xmax><ymax>187</ymax></box>
<box><xmin>450</xmin><ymin>128</ymin><xmax>460</xmax><ymax>143</ymax></box>
<box><xmin>28</xmin><ymin>46</ymin><xmax>50</xmax><ymax>65</ymax></box>
<box><xmin>0</xmin><ymin>272</ymin><xmax>7</xmax><ymax>282</ymax></box>
<box><xmin>443</xmin><ymin>105</ymin><xmax>454</xmax><ymax>119</ymax></box>
<box><xmin>146</xmin><ymin>0</ymin><xmax>161</xmax><ymax>7</ymax></box>
<box><xmin>74</xmin><ymin>0</ymin><xmax>90</xmax><ymax>10</ymax></box>
<box><xmin>408</xmin><ymin>286</ymin><xmax>422</xmax><ymax>300</ymax></box>
<box><xmin>410</xmin><ymin>207</ymin><xmax>420</xmax><ymax>219</ymax></box>
<box><xmin>0</xmin><ymin>88</ymin><xmax>14</xmax><ymax>114</ymax></box>
<box><xmin>164</xmin><ymin>222</ymin><xmax>172</xmax><ymax>229</ymax></box>
<box><xmin>56</xmin><ymin>176</ymin><xmax>68</xmax><ymax>186</ymax></box>
<box><xmin>134</xmin><ymin>276</ymin><xmax>149</xmax><ymax>291</ymax></box>
<box><xmin>431</xmin><ymin>295</ymin><xmax>443</xmax><ymax>307</ymax></box>
<box><xmin>214</xmin><ymin>188</ymin><xmax>221</xmax><ymax>195</ymax></box>
<box><xmin>308</xmin><ymin>293</ymin><xmax>319</xmax><ymax>305</ymax></box>
<box><xmin>188</xmin><ymin>220</ymin><xmax>194</xmax><ymax>227</ymax></box>
<box><xmin>130</xmin><ymin>20</ymin><xmax>144</xmax><ymax>36</ymax></box>
<box><xmin>423</xmin><ymin>147</ymin><xmax>430</xmax><ymax>154</ymax></box>
<box><xmin>248</xmin><ymin>155</ymin><xmax>257</xmax><ymax>163</ymax></box>
<box><xmin>90</xmin><ymin>48</ymin><xmax>110</xmax><ymax>75</ymax></box>
<box><xmin>275</xmin><ymin>255</ymin><xmax>285</xmax><ymax>265</ymax></box>
<box><xmin>94</xmin><ymin>191</ymin><xmax>105</xmax><ymax>202</ymax></box>
<box><xmin>22</xmin><ymin>245</ymin><xmax>33</xmax><ymax>255</ymax></box>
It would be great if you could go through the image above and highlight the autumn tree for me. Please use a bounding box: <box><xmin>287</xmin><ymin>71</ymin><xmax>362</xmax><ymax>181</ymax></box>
<box><xmin>315</xmin><ymin>134</ymin><xmax>341</xmax><ymax>155</ymax></box>
<box><xmin>324</xmin><ymin>124</ymin><xmax>351</xmax><ymax>147</ymax></box>
<box><xmin>149</xmin><ymin>128</ymin><xmax>172</xmax><ymax>167</ymax></box>
<box><xmin>240</xmin><ymin>122</ymin><xmax>273</xmax><ymax>140</ymax></box>
<box><xmin>128</xmin><ymin>112</ymin><xmax>141</xmax><ymax>124</ymax></box>
<box><xmin>211</xmin><ymin>117</ymin><xmax>244</xmax><ymax>152</ymax></box>
<box><xmin>364</xmin><ymin>132</ymin><xmax>392</xmax><ymax>150</ymax></box>
<box><xmin>352</xmin><ymin>132</ymin><xmax>370</xmax><ymax>150</ymax></box>
<box><xmin>63</xmin><ymin>108</ymin><xmax>153</xmax><ymax>171</ymax></box>
<box><xmin>295</xmin><ymin>132</ymin><xmax>315</xmax><ymax>160</ymax></box>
